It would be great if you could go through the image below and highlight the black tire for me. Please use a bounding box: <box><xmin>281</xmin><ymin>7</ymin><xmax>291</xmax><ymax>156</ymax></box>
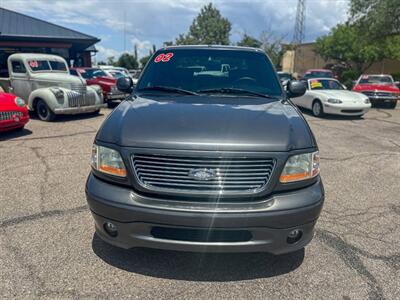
<box><xmin>90</xmin><ymin>109</ymin><xmax>100</xmax><ymax>116</ymax></box>
<box><xmin>312</xmin><ymin>100</ymin><xmax>324</xmax><ymax>117</ymax></box>
<box><xmin>387</xmin><ymin>101</ymin><xmax>397</xmax><ymax>109</ymax></box>
<box><xmin>107</xmin><ymin>101</ymin><xmax>114</xmax><ymax>108</ymax></box>
<box><xmin>36</xmin><ymin>99</ymin><xmax>55</xmax><ymax>121</ymax></box>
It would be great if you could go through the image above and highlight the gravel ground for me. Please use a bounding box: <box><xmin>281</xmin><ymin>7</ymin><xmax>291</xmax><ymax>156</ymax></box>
<box><xmin>0</xmin><ymin>105</ymin><xmax>399</xmax><ymax>299</ymax></box>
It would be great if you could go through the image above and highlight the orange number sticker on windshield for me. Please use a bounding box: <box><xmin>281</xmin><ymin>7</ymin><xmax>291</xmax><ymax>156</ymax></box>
<box><xmin>154</xmin><ymin>53</ymin><xmax>174</xmax><ymax>63</ymax></box>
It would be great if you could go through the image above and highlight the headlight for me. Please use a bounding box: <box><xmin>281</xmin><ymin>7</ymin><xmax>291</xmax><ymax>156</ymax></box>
<box><xmin>111</xmin><ymin>85</ymin><xmax>118</xmax><ymax>93</ymax></box>
<box><xmin>364</xmin><ymin>98</ymin><xmax>370</xmax><ymax>104</ymax></box>
<box><xmin>50</xmin><ymin>88</ymin><xmax>64</xmax><ymax>104</ymax></box>
<box><xmin>91</xmin><ymin>144</ymin><xmax>127</xmax><ymax>177</ymax></box>
<box><xmin>280</xmin><ymin>151</ymin><xmax>320</xmax><ymax>183</ymax></box>
<box><xmin>14</xmin><ymin>97</ymin><xmax>26</xmax><ymax>108</ymax></box>
<box><xmin>327</xmin><ymin>98</ymin><xmax>342</xmax><ymax>104</ymax></box>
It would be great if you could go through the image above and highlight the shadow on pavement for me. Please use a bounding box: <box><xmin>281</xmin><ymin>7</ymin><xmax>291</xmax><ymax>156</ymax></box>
<box><xmin>0</xmin><ymin>127</ymin><xmax>32</xmax><ymax>141</ymax></box>
<box><xmin>91</xmin><ymin>233</ymin><xmax>304</xmax><ymax>281</ymax></box>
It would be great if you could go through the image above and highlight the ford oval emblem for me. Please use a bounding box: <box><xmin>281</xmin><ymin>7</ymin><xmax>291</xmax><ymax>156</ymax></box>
<box><xmin>188</xmin><ymin>168</ymin><xmax>217</xmax><ymax>181</ymax></box>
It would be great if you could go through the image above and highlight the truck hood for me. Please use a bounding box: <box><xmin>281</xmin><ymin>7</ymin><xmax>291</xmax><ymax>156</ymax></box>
<box><xmin>96</xmin><ymin>96</ymin><xmax>315</xmax><ymax>152</ymax></box>
<box><xmin>353</xmin><ymin>84</ymin><xmax>400</xmax><ymax>93</ymax></box>
<box><xmin>32</xmin><ymin>72</ymin><xmax>86</xmax><ymax>88</ymax></box>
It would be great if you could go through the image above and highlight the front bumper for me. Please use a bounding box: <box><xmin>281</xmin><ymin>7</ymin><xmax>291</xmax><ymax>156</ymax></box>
<box><xmin>323</xmin><ymin>103</ymin><xmax>371</xmax><ymax>115</ymax></box>
<box><xmin>54</xmin><ymin>103</ymin><xmax>106</xmax><ymax>115</ymax></box>
<box><xmin>0</xmin><ymin>115</ymin><xmax>29</xmax><ymax>132</ymax></box>
<box><xmin>86</xmin><ymin>173</ymin><xmax>325</xmax><ymax>254</ymax></box>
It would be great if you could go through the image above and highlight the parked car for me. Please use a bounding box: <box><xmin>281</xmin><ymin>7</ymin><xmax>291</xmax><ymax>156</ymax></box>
<box><xmin>352</xmin><ymin>74</ymin><xmax>399</xmax><ymax>109</ymax></box>
<box><xmin>70</xmin><ymin>67</ymin><xmax>127</xmax><ymax>106</ymax></box>
<box><xmin>86</xmin><ymin>45</ymin><xmax>324</xmax><ymax>255</ymax></box>
<box><xmin>293</xmin><ymin>78</ymin><xmax>371</xmax><ymax>117</ymax></box>
<box><xmin>0</xmin><ymin>54</ymin><xmax>104</xmax><ymax>121</ymax></box>
<box><xmin>303</xmin><ymin>69</ymin><xmax>334</xmax><ymax>80</ymax></box>
<box><xmin>277</xmin><ymin>71</ymin><xmax>293</xmax><ymax>86</ymax></box>
<box><xmin>0</xmin><ymin>92</ymin><xmax>29</xmax><ymax>132</ymax></box>
<box><xmin>99</xmin><ymin>66</ymin><xmax>131</xmax><ymax>78</ymax></box>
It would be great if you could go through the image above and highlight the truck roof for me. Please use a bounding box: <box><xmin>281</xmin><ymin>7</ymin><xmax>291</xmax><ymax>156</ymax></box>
<box><xmin>8</xmin><ymin>53</ymin><xmax>66</xmax><ymax>62</ymax></box>
<box><xmin>160</xmin><ymin>45</ymin><xmax>264</xmax><ymax>53</ymax></box>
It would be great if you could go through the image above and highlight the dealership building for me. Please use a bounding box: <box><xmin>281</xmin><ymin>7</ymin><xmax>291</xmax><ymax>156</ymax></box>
<box><xmin>0</xmin><ymin>7</ymin><xmax>100</xmax><ymax>77</ymax></box>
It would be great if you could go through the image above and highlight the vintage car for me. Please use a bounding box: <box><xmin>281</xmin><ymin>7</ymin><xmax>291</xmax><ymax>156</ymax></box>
<box><xmin>70</xmin><ymin>67</ymin><xmax>127</xmax><ymax>106</ymax></box>
<box><xmin>352</xmin><ymin>74</ymin><xmax>399</xmax><ymax>109</ymax></box>
<box><xmin>303</xmin><ymin>69</ymin><xmax>334</xmax><ymax>80</ymax></box>
<box><xmin>0</xmin><ymin>53</ymin><xmax>104</xmax><ymax>121</ymax></box>
<box><xmin>292</xmin><ymin>78</ymin><xmax>371</xmax><ymax>117</ymax></box>
<box><xmin>0</xmin><ymin>92</ymin><xmax>29</xmax><ymax>132</ymax></box>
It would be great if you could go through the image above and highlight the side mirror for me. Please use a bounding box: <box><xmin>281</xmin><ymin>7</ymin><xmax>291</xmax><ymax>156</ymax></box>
<box><xmin>394</xmin><ymin>81</ymin><xmax>399</xmax><ymax>86</ymax></box>
<box><xmin>287</xmin><ymin>80</ymin><xmax>306</xmax><ymax>98</ymax></box>
<box><xmin>116</xmin><ymin>76</ymin><xmax>134</xmax><ymax>93</ymax></box>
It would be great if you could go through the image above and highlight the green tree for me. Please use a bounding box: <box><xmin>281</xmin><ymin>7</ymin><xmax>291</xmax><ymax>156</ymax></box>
<box><xmin>176</xmin><ymin>3</ymin><xmax>231</xmax><ymax>45</ymax></box>
<box><xmin>350</xmin><ymin>0</ymin><xmax>400</xmax><ymax>38</ymax></box>
<box><xmin>116</xmin><ymin>53</ymin><xmax>139</xmax><ymax>69</ymax></box>
<box><xmin>140</xmin><ymin>55</ymin><xmax>151</xmax><ymax>67</ymax></box>
<box><xmin>314</xmin><ymin>23</ymin><xmax>387</xmax><ymax>73</ymax></box>
<box><xmin>237</xmin><ymin>34</ymin><xmax>262</xmax><ymax>48</ymax></box>
<box><xmin>259</xmin><ymin>31</ymin><xmax>284</xmax><ymax>68</ymax></box>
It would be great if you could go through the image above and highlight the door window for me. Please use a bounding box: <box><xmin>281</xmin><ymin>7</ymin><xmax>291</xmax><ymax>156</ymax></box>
<box><xmin>11</xmin><ymin>60</ymin><xmax>27</xmax><ymax>74</ymax></box>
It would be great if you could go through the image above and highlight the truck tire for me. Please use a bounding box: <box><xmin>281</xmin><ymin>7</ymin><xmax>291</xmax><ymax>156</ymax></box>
<box><xmin>387</xmin><ymin>101</ymin><xmax>397</xmax><ymax>109</ymax></box>
<box><xmin>36</xmin><ymin>99</ymin><xmax>55</xmax><ymax>121</ymax></box>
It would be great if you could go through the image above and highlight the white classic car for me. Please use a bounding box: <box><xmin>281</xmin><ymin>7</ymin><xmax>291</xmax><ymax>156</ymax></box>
<box><xmin>292</xmin><ymin>78</ymin><xmax>371</xmax><ymax>117</ymax></box>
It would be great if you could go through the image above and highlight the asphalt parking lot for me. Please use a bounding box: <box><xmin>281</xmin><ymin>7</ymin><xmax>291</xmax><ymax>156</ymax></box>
<box><xmin>1</xmin><ymin>105</ymin><xmax>399</xmax><ymax>299</ymax></box>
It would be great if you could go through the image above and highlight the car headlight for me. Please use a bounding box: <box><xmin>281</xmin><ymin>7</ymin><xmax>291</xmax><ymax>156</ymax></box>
<box><xmin>327</xmin><ymin>98</ymin><xmax>342</xmax><ymax>104</ymax></box>
<box><xmin>14</xmin><ymin>97</ymin><xmax>26</xmax><ymax>108</ymax></box>
<box><xmin>111</xmin><ymin>85</ymin><xmax>118</xmax><ymax>93</ymax></box>
<box><xmin>280</xmin><ymin>151</ymin><xmax>320</xmax><ymax>183</ymax></box>
<box><xmin>50</xmin><ymin>88</ymin><xmax>64</xmax><ymax>104</ymax></box>
<box><xmin>91</xmin><ymin>144</ymin><xmax>127</xmax><ymax>177</ymax></box>
<box><xmin>364</xmin><ymin>98</ymin><xmax>370</xmax><ymax>104</ymax></box>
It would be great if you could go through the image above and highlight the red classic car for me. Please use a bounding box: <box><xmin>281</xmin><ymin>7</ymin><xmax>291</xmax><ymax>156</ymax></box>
<box><xmin>0</xmin><ymin>92</ymin><xmax>29</xmax><ymax>132</ymax></box>
<box><xmin>352</xmin><ymin>74</ymin><xmax>399</xmax><ymax>108</ymax></box>
<box><xmin>70</xmin><ymin>67</ymin><xmax>127</xmax><ymax>106</ymax></box>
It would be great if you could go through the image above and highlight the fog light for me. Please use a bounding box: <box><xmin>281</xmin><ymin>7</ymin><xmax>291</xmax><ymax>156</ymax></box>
<box><xmin>287</xmin><ymin>229</ymin><xmax>303</xmax><ymax>244</ymax></box>
<box><xmin>104</xmin><ymin>222</ymin><xmax>118</xmax><ymax>237</ymax></box>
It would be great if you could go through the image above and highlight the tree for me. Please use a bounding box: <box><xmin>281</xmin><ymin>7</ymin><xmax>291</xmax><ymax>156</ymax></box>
<box><xmin>350</xmin><ymin>0</ymin><xmax>400</xmax><ymax>38</ymax></box>
<box><xmin>107</xmin><ymin>56</ymin><xmax>116</xmax><ymax>66</ymax></box>
<box><xmin>139</xmin><ymin>44</ymin><xmax>157</xmax><ymax>68</ymax></box>
<box><xmin>259</xmin><ymin>31</ymin><xmax>285</xmax><ymax>68</ymax></box>
<box><xmin>176</xmin><ymin>3</ymin><xmax>231</xmax><ymax>45</ymax></box>
<box><xmin>116</xmin><ymin>53</ymin><xmax>139</xmax><ymax>69</ymax></box>
<box><xmin>314</xmin><ymin>23</ymin><xmax>387</xmax><ymax>73</ymax></box>
<box><xmin>237</xmin><ymin>34</ymin><xmax>262</xmax><ymax>48</ymax></box>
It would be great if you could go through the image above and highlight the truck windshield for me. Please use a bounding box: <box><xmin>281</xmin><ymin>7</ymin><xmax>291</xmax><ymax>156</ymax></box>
<box><xmin>137</xmin><ymin>49</ymin><xmax>283</xmax><ymax>97</ymax></box>
<box><xmin>28</xmin><ymin>60</ymin><xmax>67</xmax><ymax>72</ymax></box>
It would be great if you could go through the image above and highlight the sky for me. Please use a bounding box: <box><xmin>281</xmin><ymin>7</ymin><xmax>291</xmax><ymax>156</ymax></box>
<box><xmin>1</xmin><ymin>0</ymin><xmax>350</xmax><ymax>62</ymax></box>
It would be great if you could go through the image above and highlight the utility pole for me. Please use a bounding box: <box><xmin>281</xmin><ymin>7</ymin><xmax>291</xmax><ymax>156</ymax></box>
<box><xmin>292</xmin><ymin>0</ymin><xmax>306</xmax><ymax>75</ymax></box>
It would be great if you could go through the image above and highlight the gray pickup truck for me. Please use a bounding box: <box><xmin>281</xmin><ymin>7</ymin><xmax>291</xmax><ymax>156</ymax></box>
<box><xmin>0</xmin><ymin>53</ymin><xmax>105</xmax><ymax>121</ymax></box>
<box><xmin>86</xmin><ymin>45</ymin><xmax>324</xmax><ymax>255</ymax></box>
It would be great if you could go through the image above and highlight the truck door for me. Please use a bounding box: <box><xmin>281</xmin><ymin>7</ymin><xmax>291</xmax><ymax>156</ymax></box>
<box><xmin>9</xmin><ymin>60</ymin><xmax>31</xmax><ymax>101</ymax></box>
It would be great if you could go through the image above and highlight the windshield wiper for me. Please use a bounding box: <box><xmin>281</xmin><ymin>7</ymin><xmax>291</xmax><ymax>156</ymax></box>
<box><xmin>197</xmin><ymin>88</ymin><xmax>280</xmax><ymax>100</ymax></box>
<box><xmin>137</xmin><ymin>86</ymin><xmax>199</xmax><ymax>96</ymax></box>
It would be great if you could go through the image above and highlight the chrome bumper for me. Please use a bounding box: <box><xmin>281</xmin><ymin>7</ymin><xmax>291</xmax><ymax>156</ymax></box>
<box><xmin>54</xmin><ymin>103</ymin><xmax>106</xmax><ymax>114</ymax></box>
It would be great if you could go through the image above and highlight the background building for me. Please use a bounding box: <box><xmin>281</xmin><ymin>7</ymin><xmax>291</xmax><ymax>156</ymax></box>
<box><xmin>0</xmin><ymin>7</ymin><xmax>100</xmax><ymax>77</ymax></box>
<box><xmin>282</xmin><ymin>42</ymin><xmax>400</xmax><ymax>76</ymax></box>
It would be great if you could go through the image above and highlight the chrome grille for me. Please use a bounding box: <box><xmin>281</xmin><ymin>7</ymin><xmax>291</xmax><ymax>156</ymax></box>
<box><xmin>66</xmin><ymin>91</ymin><xmax>96</xmax><ymax>107</ymax></box>
<box><xmin>0</xmin><ymin>111</ymin><xmax>23</xmax><ymax>121</ymax></box>
<box><xmin>362</xmin><ymin>91</ymin><xmax>396</xmax><ymax>98</ymax></box>
<box><xmin>70</xmin><ymin>84</ymin><xmax>87</xmax><ymax>94</ymax></box>
<box><xmin>132</xmin><ymin>154</ymin><xmax>275</xmax><ymax>195</ymax></box>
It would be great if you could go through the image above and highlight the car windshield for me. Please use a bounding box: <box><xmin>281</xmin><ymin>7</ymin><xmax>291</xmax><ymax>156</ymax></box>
<box><xmin>28</xmin><ymin>60</ymin><xmax>67</xmax><ymax>72</ymax></box>
<box><xmin>359</xmin><ymin>75</ymin><xmax>393</xmax><ymax>84</ymax></box>
<box><xmin>309</xmin><ymin>79</ymin><xmax>344</xmax><ymax>90</ymax></box>
<box><xmin>109</xmin><ymin>71</ymin><xmax>126</xmax><ymax>79</ymax></box>
<box><xmin>137</xmin><ymin>49</ymin><xmax>283</xmax><ymax>97</ymax></box>
<box><xmin>305</xmin><ymin>71</ymin><xmax>333</xmax><ymax>78</ymax></box>
<box><xmin>79</xmin><ymin>69</ymin><xmax>108</xmax><ymax>79</ymax></box>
